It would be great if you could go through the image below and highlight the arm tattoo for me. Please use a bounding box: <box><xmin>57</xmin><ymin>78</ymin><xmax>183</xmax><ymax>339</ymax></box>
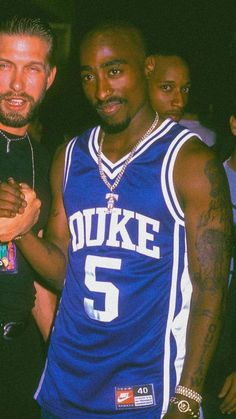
<box><xmin>191</xmin><ymin>323</ymin><xmax>217</xmax><ymax>387</ymax></box>
<box><xmin>51</xmin><ymin>208</ymin><xmax>60</xmax><ymax>218</ymax></box>
<box><xmin>188</xmin><ymin>158</ymin><xmax>232</xmax><ymax>387</ymax></box>
<box><xmin>195</xmin><ymin>229</ymin><xmax>231</xmax><ymax>291</ymax></box>
<box><xmin>198</xmin><ymin>158</ymin><xmax>232</xmax><ymax>228</ymax></box>
<box><xmin>195</xmin><ymin>158</ymin><xmax>232</xmax><ymax>290</ymax></box>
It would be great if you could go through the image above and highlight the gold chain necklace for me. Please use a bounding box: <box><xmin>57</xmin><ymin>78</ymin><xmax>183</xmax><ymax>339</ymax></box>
<box><xmin>97</xmin><ymin>112</ymin><xmax>159</xmax><ymax>212</ymax></box>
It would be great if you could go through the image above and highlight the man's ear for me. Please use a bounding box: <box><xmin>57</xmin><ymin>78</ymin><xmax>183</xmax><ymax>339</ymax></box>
<box><xmin>46</xmin><ymin>66</ymin><xmax>57</xmax><ymax>90</ymax></box>
<box><xmin>230</xmin><ymin>115</ymin><xmax>236</xmax><ymax>136</ymax></box>
<box><xmin>145</xmin><ymin>55</ymin><xmax>156</xmax><ymax>78</ymax></box>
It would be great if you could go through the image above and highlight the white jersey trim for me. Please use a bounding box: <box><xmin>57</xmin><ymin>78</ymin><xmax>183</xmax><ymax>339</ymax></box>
<box><xmin>88</xmin><ymin>119</ymin><xmax>176</xmax><ymax>180</ymax></box>
<box><xmin>173</xmin><ymin>248</ymin><xmax>192</xmax><ymax>384</ymax></box>
<box><xmin>161</xmin><ymin>222</ymin><xmax>181</xmax><ymax>415</ymax></box>
<box><xmin>161</xmin><ymin>227</ymin><xmax>191</xmax><ymax>417</ymax></box>
<box><xmin>34</xmin><ymin>360</ymin><xmax>48</xmax><ymax>399</ymax></box>
<box><xmin>64</xmin><ymin>137</ymin><xmax>78</xmax><ymax>191</ymax></box>
<box><xmin>161</xmin><ymin>131</ymin><xmax>196</xmax><ymax>224</ymax></box>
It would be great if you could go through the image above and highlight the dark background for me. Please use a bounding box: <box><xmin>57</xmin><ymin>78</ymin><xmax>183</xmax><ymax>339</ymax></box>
<box><xmin>1</xmin><ymin>0</ymin><xmax>236</xmax><ymax>154</ymax></box>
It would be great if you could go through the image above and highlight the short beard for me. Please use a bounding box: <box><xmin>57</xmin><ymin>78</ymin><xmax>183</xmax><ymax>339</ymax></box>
<box><xmin>101</xmin><ymin>116</ymin><xmax>131</xmax><ymax>134</ymax></box>
<box><xmin>0</xmin><ymin>91</ymin><xmax>45</xmax><ymax>128</ymax></box>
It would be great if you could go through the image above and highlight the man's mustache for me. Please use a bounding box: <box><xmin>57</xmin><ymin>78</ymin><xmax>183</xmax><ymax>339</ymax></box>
<box><xmin>95</xmin><ymin>96</ymin><xmax>127</xmax><ymax>110</ymax></box>
<box><xmin>0</xmin><ymin>92</ymin><xmax>34</xmax><ymax>103</ymax></box>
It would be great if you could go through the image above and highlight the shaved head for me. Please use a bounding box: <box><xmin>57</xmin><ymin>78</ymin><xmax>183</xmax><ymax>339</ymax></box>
<box><xmin>80</xmin><ymin>20</ymin><xmax>148</xmax><ymax>65</ymax></box>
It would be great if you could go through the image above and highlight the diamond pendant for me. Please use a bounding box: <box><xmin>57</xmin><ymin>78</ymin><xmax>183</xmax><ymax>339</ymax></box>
<box><xmin>106</xmin><ymin>193</ymin><xmax>119</xmax><ymax>213</ymax></box>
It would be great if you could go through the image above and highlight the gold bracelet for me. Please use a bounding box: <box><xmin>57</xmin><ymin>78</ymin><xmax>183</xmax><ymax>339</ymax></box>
<box><xmin>175</xmin><ymin>385</ymin><xmax>202</xmax><ymax>404</ymax></box>
<box><xmin>170</xmin><ymin>397</ymin><xmax>200</xmax><ymax>418</ymax></box>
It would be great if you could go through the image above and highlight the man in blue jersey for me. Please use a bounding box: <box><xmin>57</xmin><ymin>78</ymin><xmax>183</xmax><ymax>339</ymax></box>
<box><xmin>6</xmin><ymin>20</ymin><xmax>232</xmax><ymax>418</ymax></box>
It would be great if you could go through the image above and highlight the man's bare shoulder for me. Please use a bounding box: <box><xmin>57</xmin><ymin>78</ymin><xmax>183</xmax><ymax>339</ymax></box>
<box><xmin>176</xmin><ymin>136</ymin><xmax>222</xmax><ymax>177</ymax></box>
<box><xmin>174</xmin><ymin>136</ymin><xmax>228</xmax><ymax>205</ymax></box>
<box><xmin>179</xmin><ymin>136</ymin><xmax>215</xmax><ymax>162</ymax></box>
<box><xmin>50</xmin><ymin>143</ymin><xmax>68</xmax><ymax>192</ymax></box>
<box><xmin>53</xmin><ymin>142</ymin><xmax>67</xmax><ymax>164</ymax></box>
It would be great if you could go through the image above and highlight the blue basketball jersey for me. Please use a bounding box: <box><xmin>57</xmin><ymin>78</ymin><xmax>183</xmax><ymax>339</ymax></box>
<box><xmin>36</xmin><ymin>119</ymin><xmax>197</xmax><ymax>418</ymax></box>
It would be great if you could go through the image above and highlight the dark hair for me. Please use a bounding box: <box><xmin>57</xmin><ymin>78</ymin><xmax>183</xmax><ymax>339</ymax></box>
<box><xmin>149</xmin><ymin>44</ymin><xmax>191</xmax><ymax>73</ymax></box>
<box><xmin>0</xmin><ymin>15</ymin><xmax>57</xmax><ymax>68</ymax></box>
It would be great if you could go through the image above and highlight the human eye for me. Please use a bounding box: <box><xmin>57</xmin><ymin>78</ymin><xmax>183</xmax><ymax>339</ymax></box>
<box><xmin>108</xmin><ymin>67</ymin><xmax>121</xmax><ymax>77</ymax></box>
<box><xmin>26</xmin><ymin>63</ymin><xmax>45</xmax><ymax>74</ymax></box>
<box><xmin>182</xmin><ymin>86</ymin><xmax>191</xmax><ymax>94</ymax></box>
<box><xmin>81</xmin><ymin>73</ymin><xmax>95</xmax><ymax>83</ymax></box>
<box><xmin>0</xmin><ymin>61</ymin><xmax>11</xmax><ymax>70</ymax></box>
<box><xmin>160</xmin><ymin>84</ymin><xmax>172</xmax><ymax>92</ymax></box>
<box><xmin>28</xmin><ymin>65</ymin><xmax>41</xmax><ymax>73</ymax></box>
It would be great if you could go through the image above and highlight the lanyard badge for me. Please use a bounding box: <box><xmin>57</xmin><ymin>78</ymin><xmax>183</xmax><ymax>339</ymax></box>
<box><xmin>0</xmin><ymin>241</ymin><xmax>18</xmax><ymax>273</ymax></box>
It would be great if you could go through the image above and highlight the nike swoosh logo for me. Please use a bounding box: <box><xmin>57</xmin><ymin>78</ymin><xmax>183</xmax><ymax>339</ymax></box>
<box><xmin>117</xmin><ymin>394</ymin><xmax>132</xmax><ymax>403</ymax></box>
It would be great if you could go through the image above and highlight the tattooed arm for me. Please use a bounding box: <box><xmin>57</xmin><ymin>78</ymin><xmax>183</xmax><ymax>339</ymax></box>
<box><xmin>16</xmin><ymin>144</ymin><xmax>69</xmax><ymax>290</ymax></box>
<box><xmin>164</xmin><ymin>137</ymin><xmax>232</xmax><ymax>418</ymax></box>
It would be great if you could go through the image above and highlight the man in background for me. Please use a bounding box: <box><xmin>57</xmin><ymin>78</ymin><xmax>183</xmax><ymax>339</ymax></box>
<box><xmin>146</xmin><ymin>52</ymin><xmax>191</xmax><ymax>122</ymax></box>
<box><xmin>147</xmin><ymin>51</ymin><xmax>216</xmax><ymax>147</ymax></box>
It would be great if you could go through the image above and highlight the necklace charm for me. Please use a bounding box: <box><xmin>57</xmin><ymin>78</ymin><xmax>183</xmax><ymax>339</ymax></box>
<box><xmin>106</xmin><ymin>192</ymin><xmax>118</xmax><ymax>213</ymax></box>
<box><xmin>97</xmin><ymin>112</ymin><xmax>159</xmax><ymax>212</ymax></box>
<box><xmin>6</xmin><ymin>139</ymin><xmax>10</xmax><ymax>153</ymax></box>
<box><xmin>0</xmin><ymin>129</ymin><xmax>28</xmax><ymax>153</ymax></box>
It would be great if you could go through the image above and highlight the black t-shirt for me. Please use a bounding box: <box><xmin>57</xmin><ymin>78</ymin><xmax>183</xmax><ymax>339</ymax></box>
<box><xmin>0</xmin><ymin>134</ymin><xmax>51</xmax><ymax>320</ymax></box>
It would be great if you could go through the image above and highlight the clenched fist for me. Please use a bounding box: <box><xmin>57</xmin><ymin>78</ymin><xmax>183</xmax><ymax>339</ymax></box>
<box><xmin>0</xmin><ymin>183</ymin><xmax>41</xmax><ymax>242</ymax></box>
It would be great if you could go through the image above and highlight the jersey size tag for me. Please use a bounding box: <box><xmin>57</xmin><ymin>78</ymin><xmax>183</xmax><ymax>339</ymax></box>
<box><xmin>115</xmin><ymin>384</ymin><xmax>155</xmax><ymax>410</ymax></box>
<box><xmin>0</xmin><ymin>241</ymin><xmax>18</xmax><ymax>273</ymax></box>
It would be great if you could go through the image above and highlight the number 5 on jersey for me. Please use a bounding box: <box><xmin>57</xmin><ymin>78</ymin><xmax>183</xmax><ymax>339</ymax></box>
<box><xmin>84</xmin><ymin>255</ymin><xmax>121</xmax><ymax>322</ymax></box>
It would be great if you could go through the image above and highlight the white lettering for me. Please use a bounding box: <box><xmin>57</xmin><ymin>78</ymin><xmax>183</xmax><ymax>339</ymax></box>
<box><xmin>135</xmin><ymin>213</ymin><xmax>160</xmax><ymax>258</ymax></box>
<box><xmin>84</xmin><ymin>208</ymin><xmax>106</xmax><ymax>246</ymax></box>
<box><xmin>106</xmin><ymin>209</ymin><xmax>135</xmax><ymax>251</ymax></box>
<box><xmin>69</xmin><ymin>207</ymin><xmax>161</xmax><ymax>259</ymax></box>
<box><xmin>69</xmin><ymin>210</ymin><xmax>84</xmax><ymax>251</ymax></box>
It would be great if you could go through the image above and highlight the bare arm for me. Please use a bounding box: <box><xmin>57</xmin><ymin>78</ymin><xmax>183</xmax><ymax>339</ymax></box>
<box><xmin>16</xmin><ymin>144</ymin><xmax>70</xmax><ymax>290</ymax></box>
<box><xmin>164</xmin><ymin>138</ymin><xmax>232</xmax><ymax>418</ymax></box>
<box><xmin>32</xmin><ymin>281</ymin><xmax>58</xmax><ymax>341</ymax></box>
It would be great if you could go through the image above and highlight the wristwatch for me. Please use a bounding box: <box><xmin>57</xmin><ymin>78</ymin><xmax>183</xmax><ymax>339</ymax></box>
<box><xmin>170</xmin><ymin>396</ymin><xmax>200</xmax><ymax>418</ymax></box>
